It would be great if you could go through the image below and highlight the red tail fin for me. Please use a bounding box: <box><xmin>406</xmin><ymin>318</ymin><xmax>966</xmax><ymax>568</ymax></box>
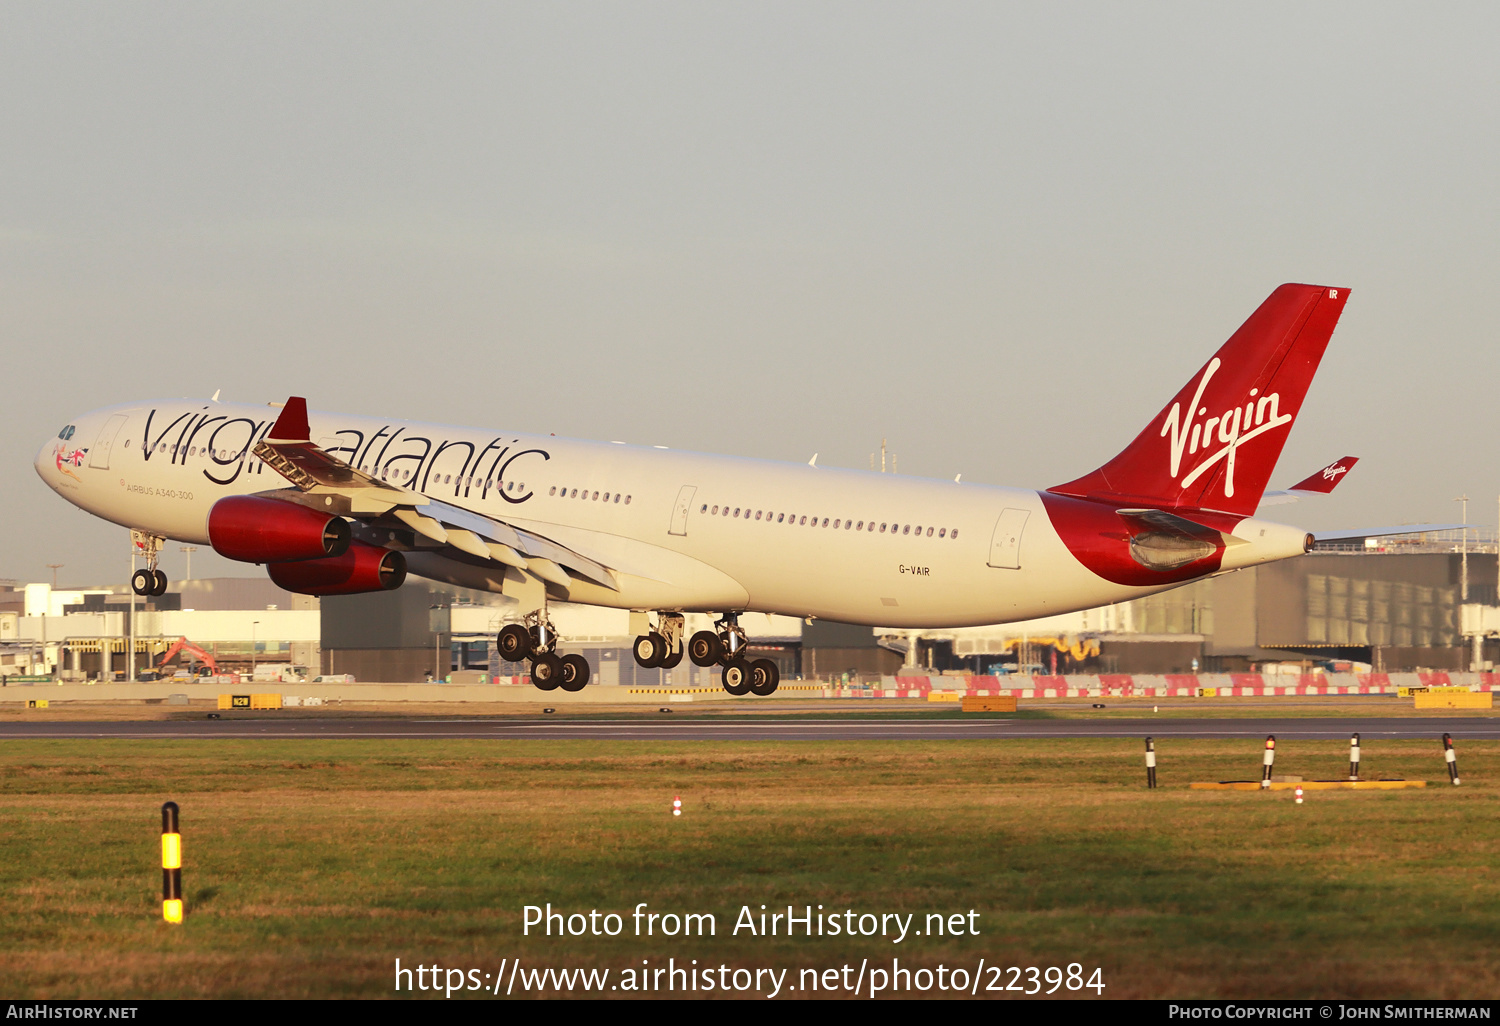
<box><xmin>1049</xmin><ymin>284</ymin><xmax>1350</xmax><ymax>517</ymax></box>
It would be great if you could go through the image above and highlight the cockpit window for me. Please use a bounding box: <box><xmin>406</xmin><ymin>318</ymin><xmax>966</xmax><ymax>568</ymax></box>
<box><xmin>57</xmin><ymin>425</ymin><xmax>76</xmax><ymax>440</ymax></box>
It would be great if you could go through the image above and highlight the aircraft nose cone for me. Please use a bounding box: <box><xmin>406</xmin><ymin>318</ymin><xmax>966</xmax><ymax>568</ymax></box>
<box><xmin>36</xmin><ymin>436</ymin><xmax>55</xmax><ymax>482</ymax></box>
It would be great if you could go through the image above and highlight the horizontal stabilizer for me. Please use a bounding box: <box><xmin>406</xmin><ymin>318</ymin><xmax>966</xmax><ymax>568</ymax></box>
<box><xmin>1313</xmin><ymin>523</ymin><xmax>1467</xmax><ymax>544</ymax></box>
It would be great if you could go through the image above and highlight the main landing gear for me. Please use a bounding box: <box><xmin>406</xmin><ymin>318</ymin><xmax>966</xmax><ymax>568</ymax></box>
<box><xmin>632</xmin><ymin>613</ymin><xmax>684</xmax><ymax>670</ymax></box>
<box><xmin>130</xmin><ymin>531</ymin><xmax>168</xmax><ymax>597</ymax></box>
<box><xmin>498</xmin><ymin>609</ymin><xmax>590</xmax><ymax>693</ymax></box>
<box><xmin>644</xmin><ymin>611</ymin><xmax>779</xmax><ymax>697</ymax></box>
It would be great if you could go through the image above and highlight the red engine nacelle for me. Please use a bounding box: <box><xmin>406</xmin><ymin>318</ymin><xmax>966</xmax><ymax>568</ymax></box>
<box><xmin>267</xmin><ymin>543</ymin><xmax>407</xmax><ymax>596</ymax></box>
<box><xmin>208</xmin><ymin>495</ymin><xmax>351</xmax><ymax>563</ymax></box>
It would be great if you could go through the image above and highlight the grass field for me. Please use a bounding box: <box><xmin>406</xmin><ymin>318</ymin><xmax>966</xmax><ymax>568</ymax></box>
<box><xmin>2</xmin><ymin>735</ymin><xmax>1497</xmax><ymax>999</ymax></box>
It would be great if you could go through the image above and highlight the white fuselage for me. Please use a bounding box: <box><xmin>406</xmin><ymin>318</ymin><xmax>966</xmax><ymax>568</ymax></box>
<box><xmin>36</xmin><ymin>399</ymin><xmax>1310</xmax><ymax>627</ymax></box>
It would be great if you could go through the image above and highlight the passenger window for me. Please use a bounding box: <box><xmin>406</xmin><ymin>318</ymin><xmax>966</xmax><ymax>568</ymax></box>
<box><xmin>880</xmin><ymin>523</ymin><xmax>887</xmax><ymax>533</ymax></box>
<box><xmin>939</xmin><ymin>528</ymin><xmax>946</xmax><ymax>538</ymax></box>
<box><xmin>927</xmin><ymin>527</ymin><xmax>933</xmax><ymax>537</ymax></box>
<box><xmin>625</xmin><ymin>495</ymin><xmax>631</xmax><ymax>504</ymax></box>
<box><xmin>549</xmin><ymin>486</ymin><xmax>557</xmax><ymax>495</ymax></box>
<box><xmin>951</xmin><ymin>529</ymin><xmax>959</xmax><ymax>539</ymax></box>
<box><xmin>777</xmin><ymin>513</ymin><xmax>784</xmax><ymax>523</ymax></box>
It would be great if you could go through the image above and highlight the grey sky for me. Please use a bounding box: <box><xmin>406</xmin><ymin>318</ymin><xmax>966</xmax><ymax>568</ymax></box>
<box><xmin>3</xmin><ymin>2</ymin><xmax>1496</xmax><ymax>587</ymax></box>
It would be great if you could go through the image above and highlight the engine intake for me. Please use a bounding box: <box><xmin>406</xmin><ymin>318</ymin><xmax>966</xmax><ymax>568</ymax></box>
<box><xmin>209</xmin><ymin>495</ymin><xmax>351</xmax><ymax>563</ymax></box>
<box><xmin>267</xmin><ymin>544</ymin><xmax>407</xmax><ymax>596</ymax></box>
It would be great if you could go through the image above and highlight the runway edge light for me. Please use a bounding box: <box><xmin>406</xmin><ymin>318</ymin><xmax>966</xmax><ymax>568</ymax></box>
<box><xmin>161</xmin><ymin>801</ymin><xmax>182</xmax><ymax>924</ymax></box>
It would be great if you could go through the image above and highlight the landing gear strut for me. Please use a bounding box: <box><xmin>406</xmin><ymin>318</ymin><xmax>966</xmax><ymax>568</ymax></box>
<box><xmin>632</xmin><ymin>613</ymin><xmax>684</xmax><ymax>669</ymax></box>
<box><xmin>130</xmin><ymin>530</ymin><xmax>168</xmax><ymax>597</ymax></box>
<box><xmin>498</xmin><ymin>607</ymin><xmax>591</xmax><ymax>693</ymax></box>
<box><xmin>700</xmin><ymin>613</ymin><xmax>778</xmax><ymax>696</ymax></box>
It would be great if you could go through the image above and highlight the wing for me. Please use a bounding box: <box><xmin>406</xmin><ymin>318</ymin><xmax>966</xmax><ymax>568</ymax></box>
<box><xmin>252</xmin><ymin>397</ymin><xmax>618</xmax><ymax>591</ymax></box>
<box><xmin>1257</xmin><ymin>456</ymin><xmax>1359</xmax><ymax>507</ymax></box>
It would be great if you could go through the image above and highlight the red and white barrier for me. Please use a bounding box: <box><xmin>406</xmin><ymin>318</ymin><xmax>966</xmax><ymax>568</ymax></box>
<box><xmin>828</xmin><ymin>671</ymin><xmax>1497</xmax><ymax>698</ymax></box>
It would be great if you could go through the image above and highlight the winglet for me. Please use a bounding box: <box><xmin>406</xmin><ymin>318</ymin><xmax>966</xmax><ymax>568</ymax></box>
<box><xmin>267</xmin><ymin>397</ymin><xmax>310</xmax><ymax>442</ymax></box>
<box><xmin>1288</xmin><ymin>456</ymin><xmax>1358</xmax><ymax>494</ymax></box>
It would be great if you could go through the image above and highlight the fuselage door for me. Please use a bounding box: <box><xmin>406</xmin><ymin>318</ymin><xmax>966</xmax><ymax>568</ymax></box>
<box><xmin>87</xmin><ymin>414</ymin><xmax>129</xmax><ymax>470</ymax></box>
<box><xmin>669</xmin><ymin>485</ymin><xmax>698</xmax><ymax>536</ymax></box>
<box><xmin>987</xmin><ymin>508</ymin><xmax>1030</xmax><ymax>569</ymax></box>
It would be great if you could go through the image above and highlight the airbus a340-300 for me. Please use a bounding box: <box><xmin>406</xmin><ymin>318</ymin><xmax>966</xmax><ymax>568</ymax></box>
<box><xmin>38</xmin><ymin>283</ymin><xmax>1356</xmax><ymax>696</ymax></box>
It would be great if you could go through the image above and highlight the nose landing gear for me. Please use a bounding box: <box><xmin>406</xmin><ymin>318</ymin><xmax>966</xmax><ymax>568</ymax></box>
<box><xmin>130</xmin><ymin>531</ymin><xmax>168</xmax><ymax>596</ymax></box>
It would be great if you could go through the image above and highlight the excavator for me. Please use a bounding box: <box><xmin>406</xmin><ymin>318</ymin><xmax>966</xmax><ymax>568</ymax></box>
<box><xmin>144</xmin><ymin>637</ymin><xmax>219</xmax><ymax>680</ymax></box>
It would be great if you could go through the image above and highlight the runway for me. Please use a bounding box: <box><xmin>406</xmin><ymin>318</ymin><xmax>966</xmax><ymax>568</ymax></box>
<box><xmin>1</xmin><ymin>716</ymin><xmax>1494</xmax><ymax>741</ymax></box>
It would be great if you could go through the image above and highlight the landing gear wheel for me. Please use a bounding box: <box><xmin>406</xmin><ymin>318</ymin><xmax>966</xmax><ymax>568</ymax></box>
<box><xmin>659</xmin><ymin>647</ymin><xmax>683</xmax><ymax>670</ymax></box>
<box><xmin>722</xmin><ymin>659</ymin><xmax>752</xmax><ymax>696</ymax></box>
<box><xmin>633</xmin><ymin>633</ymin><xmax>667</xmax><ymax>668</ymax></box>
<box><xmin>151</xmin><ymin>569</ymin><xmax>168</xmax><ymax>596</ymax></box>
<box><xmin>749</xmin><ymin>658</ymin><xmax>780</xmax><ymax>697</ymax></box>
<box><xmin>497</xmin><ymin>624</ymin><xmax>532</xmax><ymax>663</ymax></box>
<box><xmin>530</xmin><ymin>653</ymin><xmax>563</xmax><ymax>691</ymax></box>
<box><xmin>688</xmin><ymin>630</ymin><xmax>723</xmax><ymax>667</ymax></box>
<box><xmin>131</xmin><ymin>569</ymin><xmax>155</xmax><ymax>596</ymax></box>
<box><xmin>559</xmin><ymin>654</ymin><xmax>591</xmax><ymax>692</ymax></box>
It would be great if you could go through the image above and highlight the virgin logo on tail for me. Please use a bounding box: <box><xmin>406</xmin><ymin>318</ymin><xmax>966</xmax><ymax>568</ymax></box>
<box><xmin>1159</xmin><ymin>358</ymin><xmax>1293</xmax><ymax>499</ymax></box>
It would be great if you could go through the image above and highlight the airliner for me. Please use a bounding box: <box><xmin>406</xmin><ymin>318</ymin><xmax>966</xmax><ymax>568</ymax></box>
<box><xmin>37</xmin><ymin>283</ymin><xmax>1356</xmax><ymax>696</ymax></box>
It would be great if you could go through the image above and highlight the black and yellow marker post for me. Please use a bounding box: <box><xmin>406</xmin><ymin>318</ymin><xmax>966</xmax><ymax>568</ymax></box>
<box><xmin>161</xmin><ymin>801</ymin><xmax>182</xmax><ymax>924</ymax></box>
<box><xmin>1260</xmin><ymin>735</ymin><xmax>1276</xmax><ymax>790</ymax></box>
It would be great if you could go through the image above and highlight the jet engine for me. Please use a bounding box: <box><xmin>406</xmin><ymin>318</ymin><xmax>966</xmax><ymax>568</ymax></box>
<box><xmin>208</xmin><ymin>495</ymin><xmax>352</xmax><ymax>563</ymax></box>
<box><xmin>267</xmin><ymin>543</ymin><xmax>407</xmax><ymax>596</ymax></box>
